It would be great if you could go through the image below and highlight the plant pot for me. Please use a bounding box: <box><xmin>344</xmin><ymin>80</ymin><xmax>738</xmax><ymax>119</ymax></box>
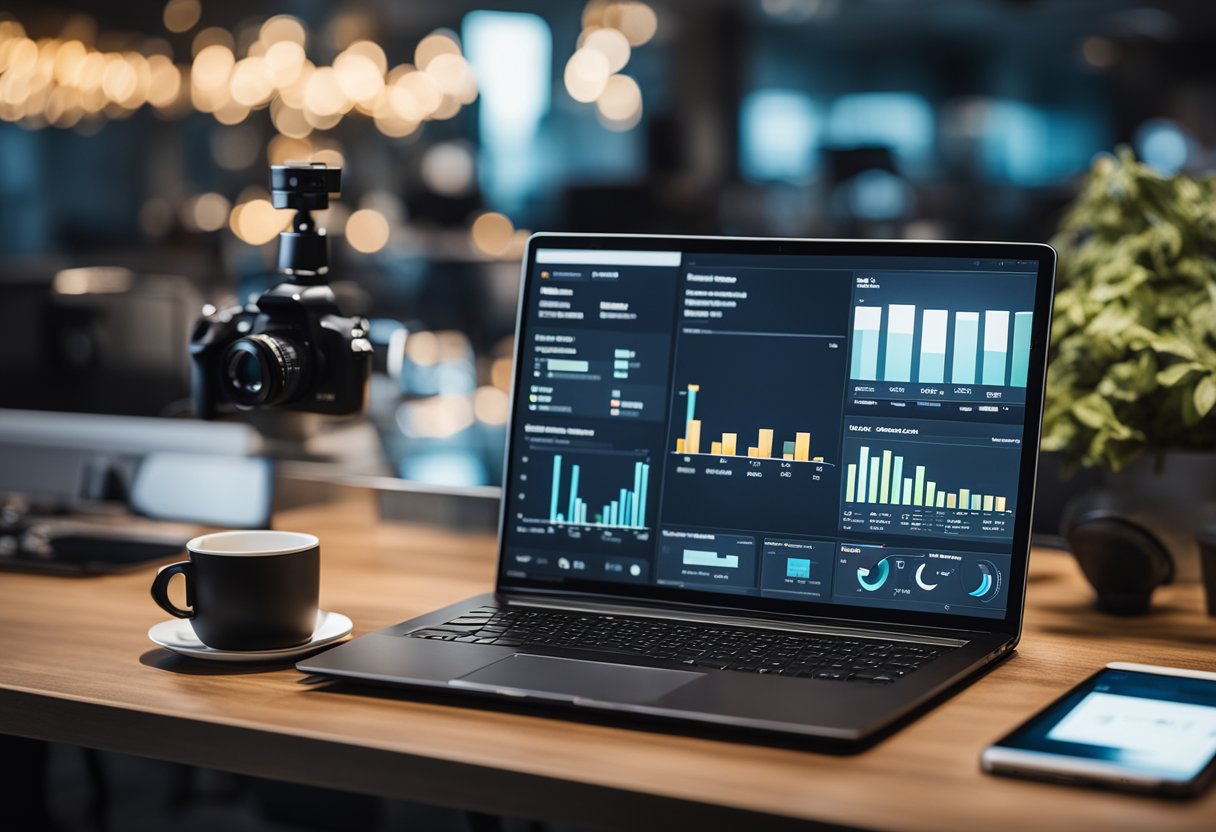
<box><xmin>1060</xmin><ymin>451</ymin><xmax>1216</xmax><ymax>583</ymax></box>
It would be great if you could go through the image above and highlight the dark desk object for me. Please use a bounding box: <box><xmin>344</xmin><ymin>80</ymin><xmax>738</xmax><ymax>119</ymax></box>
<box><xmin>0</xmin><ymin>512</ymin><xmax>195</xmax><ymax>574</ymax></box>
<box><xmin>1</xmin><ymin>488</ymin><xmax>1214</xmax><ymax>830</ymax></box>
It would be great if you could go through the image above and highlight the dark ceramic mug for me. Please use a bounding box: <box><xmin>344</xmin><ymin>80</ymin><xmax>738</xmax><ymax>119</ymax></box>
<box><xmin>151</xmin><ymin>530</ymin><xmax>320</xmax><ymax>651</ymax></box>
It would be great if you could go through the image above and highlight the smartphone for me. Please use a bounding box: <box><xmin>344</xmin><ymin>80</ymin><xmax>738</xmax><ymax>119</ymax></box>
<box><xmin>981</xmin><ymin>662</ymin><xmax>1216</xmax><ymax>797</ymax></box>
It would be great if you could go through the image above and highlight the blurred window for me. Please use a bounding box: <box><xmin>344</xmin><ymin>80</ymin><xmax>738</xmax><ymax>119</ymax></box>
<box><xmin>463</xmin><ymin>11</ymin><xmax>553</xmax><ymax>212</ymax></box>
<box><xmin>1134</xmin><ymin>118</ymin><xmax>1190</xmax><ymax>175</ymax></box>
<box><xmin>973</xmin><ymin>99</ymin><xmax>1104</xmax><ymax>185</ymax></box>
<box><xmin>740</xmin><ymin>89</ymin><xmax>821</xmax><ymax>182</ymax></box>
<box><xmin>824</xmin><ymin>92</ymin><xmax>934</xmax><ymax>174</ymax></box>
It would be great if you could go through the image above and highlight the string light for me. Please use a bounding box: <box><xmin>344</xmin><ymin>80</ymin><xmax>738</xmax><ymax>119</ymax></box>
<box><xmin>0</xmin><ymin>17</ymin><xmax>478</xmax><ymax>137</ymax></box>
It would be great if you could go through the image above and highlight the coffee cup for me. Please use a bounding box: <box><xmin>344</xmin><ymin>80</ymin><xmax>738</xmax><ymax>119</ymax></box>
<box><xmin>151</xmin><ymin>530</ymin><xmax>320</xmax><ymax>651</ymax></box>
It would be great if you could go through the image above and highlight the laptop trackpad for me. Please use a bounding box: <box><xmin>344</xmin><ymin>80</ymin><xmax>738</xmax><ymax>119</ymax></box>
<box><xmin>451</xmin><ymin>654</ymin><xmax>704</xmax><ymax>704</ymax></box>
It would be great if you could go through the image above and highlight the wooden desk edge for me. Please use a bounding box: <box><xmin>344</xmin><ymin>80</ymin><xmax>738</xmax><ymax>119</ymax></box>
<box><xmin>0</xmin><ymin>687</ymin><xmax>839</xmax><ymax>832</ymax></box>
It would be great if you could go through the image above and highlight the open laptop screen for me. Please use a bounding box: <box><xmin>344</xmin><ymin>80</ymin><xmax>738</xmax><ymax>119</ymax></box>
<box><xmin>499</xmin><ymin>236</ymin><xmax>1054</xmax><ymax>631</ymax></box>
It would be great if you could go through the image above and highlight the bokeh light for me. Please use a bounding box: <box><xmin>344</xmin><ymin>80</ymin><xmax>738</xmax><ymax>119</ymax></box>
<box><xmin>0</xmin><ymin>11</ymin><xmax>476</xmax><ymax>134</ymax></box>
<box><xmin>345</xmin><ymin>208</ymin><xmax>390</xmax><ymax>253</ymax></box>
<box><xmin>421</xmin><ymin>141</ymin><xmax>476</xmax><ymax>196</ymax></box>
<box><xmin>232</xmin><ymin>198</ymin><xmax>293</xmax><ymax>245</ymax></box>
<box><xmin>596</xmin><ymin>73</ymin><xmax>642</xmax><ymax>121</ymax></box>
<box><xmin>474</xmin><ymin>385</ymin><xmax>510</xmax><ymax>424</ymax></box>
<box><xmin>415</xmin><ymin>32</ymin><xmax>461</xmax><ymax>70</ymax></box>
<box><xmin>583</xmin><ymin>28</ymin><xmax>631</xmax><ymax>73</ymax></box>
<box><xmin>183</xmin><ymin>192</ymin><xmax>230</xmax><ymax>232</ymax></box>
<box><xmin>260</xmin><ymin>15</ymin><xmax>307</xmax><ymax>48</ymax></box>
<box><xmin>162</xmin><ymin>0</ymin><xmax>201</xmax><ymax>35</ymax></box>
<box><xmin>470</xmin><ymin>211</ymin><xmax>515</xmax><ymax>256</ymax></box>
<box><xmin>564</xmin><ymin>48</ymin><xmax>610</xmax><ymax>103</ymax></box>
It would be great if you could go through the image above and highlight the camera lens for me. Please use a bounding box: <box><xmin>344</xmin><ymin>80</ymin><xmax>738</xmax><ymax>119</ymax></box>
<box><xmin>221</xmin><ymin>334</ymin><xmax>306</xmax><ymax>408</ymax></box>
<box><xmin>229</xmin><ymin>350</ymin><xmax>264</xmax><ymax>394</ymax></box>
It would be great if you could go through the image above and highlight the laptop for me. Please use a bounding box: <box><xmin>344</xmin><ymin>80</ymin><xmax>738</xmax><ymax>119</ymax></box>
<box><xmin>300</xmin><ymin>234</ymin><xmax>1056</xmax><ymax>747</ymax></box>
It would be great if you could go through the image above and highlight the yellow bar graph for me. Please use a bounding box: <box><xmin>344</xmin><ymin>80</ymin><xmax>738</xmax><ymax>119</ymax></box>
<box><xmin>794</xmin><ymin>433</ymin><xmax>810</xmax><ymax>462</ymax></box>
<box><xmin>959</xmin><ymin>488</ymin><xmax>970</xmax><ymax>508</ymax></box>
<box><xmin>669</xmin><ymin>383</ymin><xmax>824</xmax><ymax>463</ymax></box>
<box><xmin>947</xmin><ymin>493</ymin><xmax>957</xmax><ymax>508</ymax></box>
<box><xmin>686</xmin><ymin>419</ymin><xmax>701</xmax><ymax>455</ymax></box>
<box><xmin>757</xmin><ymin>429</ymin><xmax>774</xmax><ymax>459</ymax></box>
<box><xmin>983</xmin><ymin>494</ymin><xmax>994</xmax><ymax>511</ymax></box>
<box><xmin>995</xmin><ymin>496</ymin><xmax>1007</xmax><ymax>512</ymax></box>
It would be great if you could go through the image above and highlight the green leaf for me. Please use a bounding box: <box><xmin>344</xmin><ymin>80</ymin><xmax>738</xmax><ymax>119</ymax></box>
<box><xmin>1071</xmin><ymin>394</ymin><xmax>1116</xmax><ymax>430</ymax></box>
<box><xmin>1149</xmin><ymin>335</ymin><xmax>1199</xmax><ymax>361</ymax></box>
<box><xmin>1195</xmin><ymin>376</ymin><xmax>1216</xmax><ymax>419</ymax></box>
<box><xmin>1157</xmin><ymin>362</ymin><xmax>1207</xmax><ymax>387</ymax></box>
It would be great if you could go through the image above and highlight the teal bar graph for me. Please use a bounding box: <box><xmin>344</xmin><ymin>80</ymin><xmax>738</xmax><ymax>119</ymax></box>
<box><xmin>918</xmin><ymin>309</ymin><xmax>948</xmax><ymax>383</ymax></box>
<box><xmin>1010</xmin><ymin>312</ymin><xmax>1032</xmax><ymax>388</ymax></box>
<box><xmin>857</xmin><ymin>446</ymin><xmax>870</xmax><ymax>504</ymax></box>
<box><xmin>851</xmin><ymin>303</ymin><xmax>1031</xmax><ymax>389</ymax></box>
<box><xmin>637</xmin><ymin>462</ymin><xmax>646</xmax><ymax>525</ymax></box>
<box><xmin>883</xmin><ymin>304</ymin><xmax>916</xmax><ymax>382</ymax></box>
<box><xmin>952</xmin><ymin>312</ymin><xmax>979</xmax><ymax>384</ymax></box>
<box><xmin>548</xmin><ymin>455</ymin><xmax>650</xmax><ymax>529</ymax></box>
<box><xmin>567</xmin><ymin>464</ymin><xmax>581</xmax><ymax>522</ymax></box>
<box><xmin>982</xmin><ymin>310</ymin><xmax>1010</xmax><ymax>386</ymax></box>
<box><xmin>851</xmin><ymin>306</ymin><xmax>882</xmax><ymax>380</ymax></box>
<box><xmin>549</xmin><ymin>455</ymin><xmax>562</xmax><ymax>521</ymax></box>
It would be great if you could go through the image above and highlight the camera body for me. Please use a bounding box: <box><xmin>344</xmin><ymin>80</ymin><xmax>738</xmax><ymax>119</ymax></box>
<box><xmin>191</xmin><ymin>163</ymin><xmax>372</xmax><ymax>419</ymax></box>
<box><xmin>190</xmin><ymin>284</ymin><xmax>371</xmax><ymax>419</ymax></box>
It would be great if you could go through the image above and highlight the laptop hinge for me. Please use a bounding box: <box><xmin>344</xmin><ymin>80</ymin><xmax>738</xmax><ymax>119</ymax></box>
<box><xmin>498</xmin><ymin>593</ymin><xmax>971</xmax><ymax>647</ymax></box>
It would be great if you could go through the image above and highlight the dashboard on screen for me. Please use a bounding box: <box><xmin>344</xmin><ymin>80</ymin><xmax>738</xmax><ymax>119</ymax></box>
<box><xmin>500</xmin><ymin>243</ymin><xmax>1044</xmax><ymax>622</ymax></box>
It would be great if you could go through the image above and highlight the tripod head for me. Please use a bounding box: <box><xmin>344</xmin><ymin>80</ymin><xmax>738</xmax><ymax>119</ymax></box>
<box><xmin>271</xmin><ymin>162</ymin><xmax>341</xmax><ymax>283</ymax></box>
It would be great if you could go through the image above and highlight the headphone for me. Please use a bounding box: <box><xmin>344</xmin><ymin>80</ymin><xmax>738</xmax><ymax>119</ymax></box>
<box><xmin>1064</xmin><ymin>509</ymin><xmax>1174</xmax><ymax>615</ymax></box>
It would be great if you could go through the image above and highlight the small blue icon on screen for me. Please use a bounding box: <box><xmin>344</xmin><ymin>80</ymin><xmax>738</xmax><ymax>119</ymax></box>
<box><xmin>786</xmin><ymin>558</ymin><xmax>811</xmax><ymax>579</ymax></box>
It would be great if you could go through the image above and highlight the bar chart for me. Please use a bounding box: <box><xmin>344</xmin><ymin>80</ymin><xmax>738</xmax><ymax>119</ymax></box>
<box><xmin>843</xmin><ymin>444</ymin><xmax>1010</xmax><ymax>513</ymax></box>
<box><xmin>838</xmin><ymin>434</ymin><xmax>1018</xmax><ymax>541</ymax></box>
<box><xmin>672</xmin><ymin>383</ymin><xmax>827</xmax><ymax>463</ymax></box>
<box><xmin>546</xmin><ymin>452</ymin><xmax>651</xmax><ymax>529</ymax></box>
<box><xmin>849</xmin><ymin>303</ymin><xmax>1033</xmax><ymax>388</ymax></box>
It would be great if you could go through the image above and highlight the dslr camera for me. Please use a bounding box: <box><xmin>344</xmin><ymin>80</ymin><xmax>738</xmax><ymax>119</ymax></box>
<box><xmin>191</xmin><ymin>163</ymin><xmax>371</xmax><ymax>419</ymax></box>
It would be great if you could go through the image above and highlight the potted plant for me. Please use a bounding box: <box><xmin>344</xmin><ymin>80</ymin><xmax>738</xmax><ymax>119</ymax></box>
<box><xmin>1042</xmin><ymin>147</ymin><xmax>1216</xmax><ymax>579</ymax></box>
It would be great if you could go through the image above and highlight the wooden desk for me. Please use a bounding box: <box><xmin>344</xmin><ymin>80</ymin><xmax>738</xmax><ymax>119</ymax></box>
<box><xmin>2</xmin><ymin>488</ymin><xmax>1215</xmax><ymax>831</ymax></box>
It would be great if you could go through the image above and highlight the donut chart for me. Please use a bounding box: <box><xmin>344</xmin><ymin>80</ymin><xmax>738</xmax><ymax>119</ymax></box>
<box><xmin>963</xmin><ymin>560</ymin><xmax>1001</xmax><ymax>602</ymax></box>
<box><xmin>914</xmin><ymin>563</ymin><xmax>938</xmax><ymax>591</ymax></box>
<box><xmin>856</xmin><ymin>558</ymin><xmax>890</xmax><ymax>592</ymax></box>
<box><xmin>834</xmin><ymin>544</ymin><xmax>1010</xmax><ymax>616</ymax></box>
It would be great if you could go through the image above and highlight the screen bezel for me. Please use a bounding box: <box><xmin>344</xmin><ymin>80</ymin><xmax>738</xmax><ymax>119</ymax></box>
<box><xmin>987</xmin><ymin>665</ymin><xmax>1216</xmax><ymax>787</ymax></box>
<box><xmin>496</xmin><ymin>233</ymin><xmax>1056</xmax><ymax>636</ymax></box>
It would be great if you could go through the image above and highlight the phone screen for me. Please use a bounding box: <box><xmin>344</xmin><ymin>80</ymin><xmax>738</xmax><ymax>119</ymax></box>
<box><xmin>993</xmin><ymin>666</ymin><xmax>1216</xmax><ymax>783</ymax></box>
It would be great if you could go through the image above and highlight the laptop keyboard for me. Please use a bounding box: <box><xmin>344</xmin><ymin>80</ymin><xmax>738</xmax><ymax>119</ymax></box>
<box><xmin>406</xmin><ymin>606</ymin><xmax>953</xmax><ymax>684</ymax></box>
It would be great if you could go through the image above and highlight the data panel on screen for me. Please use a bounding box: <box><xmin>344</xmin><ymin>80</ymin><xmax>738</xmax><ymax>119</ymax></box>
<box><xmin>502</xmin><ymin>246</ymin><xmax>1040</xmax><ymax>621</ymax></box>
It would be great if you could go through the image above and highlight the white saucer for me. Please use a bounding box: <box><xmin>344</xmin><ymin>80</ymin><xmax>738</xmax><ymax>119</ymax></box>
<box><xmin>148</xmin><ymin>610</ymin><xmax>353</xmax><ymax>662</ymax></box>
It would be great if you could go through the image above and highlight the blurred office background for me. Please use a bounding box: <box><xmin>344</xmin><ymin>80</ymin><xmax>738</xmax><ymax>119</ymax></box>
<box><xmin>1</xmin><ymin>0</ymin><xmax>1214</xmax><ymax>490</ymax></box>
